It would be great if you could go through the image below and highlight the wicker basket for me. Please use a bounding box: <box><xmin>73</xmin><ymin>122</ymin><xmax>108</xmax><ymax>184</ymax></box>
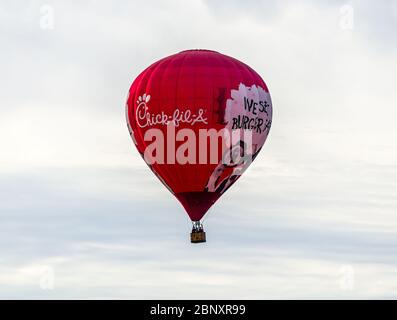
<box><xmin>190</xmin><ymin>231</ymin><xmax>206</xmax><ymax>243</ymax></box>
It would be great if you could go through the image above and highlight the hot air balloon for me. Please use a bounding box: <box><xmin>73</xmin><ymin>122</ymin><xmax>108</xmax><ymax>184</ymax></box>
<box><xmin>125</xmin><ymin>49</ymin><xmax>272</xmax><ymax>243</ymax></box>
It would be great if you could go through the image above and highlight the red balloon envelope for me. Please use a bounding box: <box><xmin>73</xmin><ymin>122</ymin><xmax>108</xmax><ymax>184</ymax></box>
<box><xmin>126</xmin><ymin>49</ymin><xmax>272</xmax><ymax>240</ymax></box>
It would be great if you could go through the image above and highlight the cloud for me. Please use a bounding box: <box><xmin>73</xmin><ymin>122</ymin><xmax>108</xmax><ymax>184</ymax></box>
<box><xmin>0</xmin><ymin>0</ymin><xmax>396</xmax><ymax>298</ymax></box>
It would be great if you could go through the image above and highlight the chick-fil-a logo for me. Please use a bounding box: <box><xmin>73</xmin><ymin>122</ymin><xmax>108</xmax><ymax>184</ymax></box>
<box><xmin>136</xmin><ymin>93</ymin><xmax>208</xmax><ymax>128</ymax></box>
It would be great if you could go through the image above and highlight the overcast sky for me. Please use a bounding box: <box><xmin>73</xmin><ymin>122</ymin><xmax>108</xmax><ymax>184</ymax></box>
<box><xmin>1</xmin><ymin>0</ymin><xmax>397</xmax><ymax>299</ymax></box>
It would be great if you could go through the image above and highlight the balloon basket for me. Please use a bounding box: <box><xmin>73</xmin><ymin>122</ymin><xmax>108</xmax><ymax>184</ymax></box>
<box><xmin>191</xmin><ymin>231</ymin><xmax>206</xmax><ymax>243</ymax></box>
